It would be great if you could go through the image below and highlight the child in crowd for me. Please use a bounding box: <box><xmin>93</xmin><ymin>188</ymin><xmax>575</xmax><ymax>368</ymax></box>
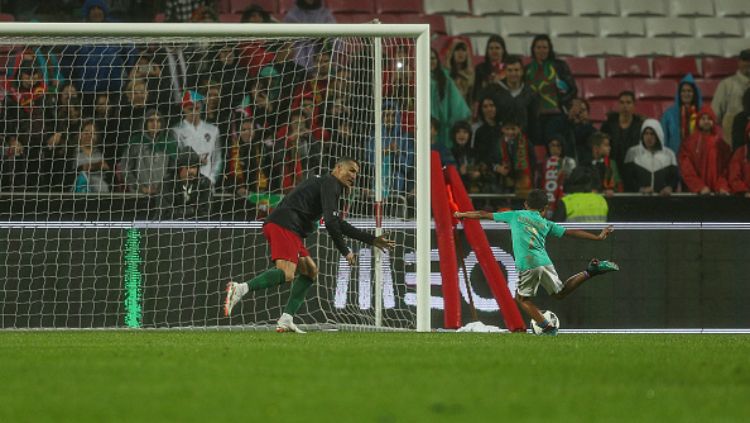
<box><xmin>451</xmin><ymin>120</ymin><xmax>492</xmax><ymax>194</ymax></box>
<box><xmin>492</xmin><ymin>118</ymin><xmax>533</xmax><ymax>196</ymax></box>
<box><xmin>678</xmin><ymin>106</ymin><xmax>731</xmax><ymax>195</ymax></box>
<box><xmin>588</xmin><ymin>132</ymin><xmax>623</xmax><ymax>196</ymax></box>
<box><xmin>539</xmin><ymin>136</ymin><xmax>576</xmax><ymax>218</ymax></box>
<box><xmin>431</xmin><ymin>117</ymin><xmax>455</xmax><ymax>165</ymax></box>
<box><xmin>74</xmin><ymin>119</ymin><xmax>110</xmax><ymax>193</ymax></box>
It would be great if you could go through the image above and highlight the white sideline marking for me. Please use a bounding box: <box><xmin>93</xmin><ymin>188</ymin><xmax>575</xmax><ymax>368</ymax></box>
<box><xmin>557</xmin><ymin>329</ymin><xmax>750</xmax><ymax>334</ymax></box>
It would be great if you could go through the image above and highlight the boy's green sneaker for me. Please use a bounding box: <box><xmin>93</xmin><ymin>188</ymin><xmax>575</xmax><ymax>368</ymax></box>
<box><xmin>587</xmin><ymin>259</ymin><xmax>620</xmax><ymax>276</ymax></box>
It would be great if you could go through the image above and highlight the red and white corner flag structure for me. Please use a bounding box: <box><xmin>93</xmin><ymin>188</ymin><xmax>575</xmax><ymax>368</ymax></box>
<box><xmin>430</xmin><ymin>151</ymin><xmax>461</xmax><ymax>328</ymax></box>
<box><xmin>430</xmin><ymin>152</ymin><xmax>526</xmax><ymax>332</ymax></box>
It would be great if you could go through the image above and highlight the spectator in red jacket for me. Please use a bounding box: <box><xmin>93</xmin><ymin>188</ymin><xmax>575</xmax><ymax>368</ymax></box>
<box><xmin>728</xmin><ymin>121</ymin><xmax>750</xmax><ymax>197</ymax></box>
<box><xmin>678</xmin><ymin>106</ymin><xmax>731</xmax><ymax>195</ymax></box>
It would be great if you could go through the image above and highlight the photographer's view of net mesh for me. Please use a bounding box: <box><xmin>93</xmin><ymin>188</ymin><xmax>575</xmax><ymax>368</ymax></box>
<box><xmin>0</xmin><ymin>35</ymin><xmax>418</xmax><ymax>330</ymax></box>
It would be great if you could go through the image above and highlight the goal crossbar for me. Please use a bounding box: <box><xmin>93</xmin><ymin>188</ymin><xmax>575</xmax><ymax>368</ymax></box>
<box><xmin>0</xmin><ymin>22</ymin><xmax>429</xmax><ymax>38</ymax></box>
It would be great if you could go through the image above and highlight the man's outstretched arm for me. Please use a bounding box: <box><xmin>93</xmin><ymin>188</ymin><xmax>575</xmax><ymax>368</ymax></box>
<box><xmin>454</xmin><ymin>211</ymin><xmax>495</xmax><ymax>220</ymax></box>
<box><xmin>321</xmin><ymin>178</ymin><xmax>394</xmax><ymax>264</ymax></box>
<box><xmin>564</xmin><ymin>225</ymin><xmax>614</xmax><ymax>241</ymax></box>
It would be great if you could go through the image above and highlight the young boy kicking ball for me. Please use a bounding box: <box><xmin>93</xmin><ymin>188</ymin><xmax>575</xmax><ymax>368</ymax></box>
<box><xmin>454</xmin><ymin>189</ymin><xmax>619</xmax><ymax>335</ymax></box>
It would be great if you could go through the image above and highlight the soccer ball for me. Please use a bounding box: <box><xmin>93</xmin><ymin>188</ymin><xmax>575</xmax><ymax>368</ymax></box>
<box><xmin>531</xmin><ymin>310</ymin><xmax>560</xmax><ymax>336</ymax></box>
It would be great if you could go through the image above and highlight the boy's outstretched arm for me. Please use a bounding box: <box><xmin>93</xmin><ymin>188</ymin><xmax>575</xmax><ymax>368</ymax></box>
<box><xmin>564</xmin><ymin>225</ymin><xmax>614</xmax><ymax>241</ymax></box>
<box><xmin>454</xmin><ymin>211</ymin><xmax>495</xmax><ymax>220</ymax></box>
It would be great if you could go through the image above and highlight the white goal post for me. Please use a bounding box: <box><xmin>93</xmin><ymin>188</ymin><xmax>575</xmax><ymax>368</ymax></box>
<box><xmin>0</xmin><ymin>22</ymin><xmax>431</xmax><ymax>332</ymax></box>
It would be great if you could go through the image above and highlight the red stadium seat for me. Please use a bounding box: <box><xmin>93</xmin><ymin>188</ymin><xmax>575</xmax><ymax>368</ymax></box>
<box><xmin>333</xmin><ymin>13</ymin><xmax>375</xmax><ymax>23</ymax></box>
<box><xmin>327</xmin><ymin>0</ymin><xmax>374</xmax><ymax>14</ymax></box>
<box><xmin>604</xmin><ymin>57</ymin><xmax>650</xmax><ymax>78</ymax></box>
<box><xmin>702</xmin><ymin>57</ymin><xmax>737</xmax><ymax>79</ymax></box>
<box><xmin>424</xmin><ymin>0</ymin><xmax>471</xmax><ymax>15</ymax></box>
<box><xmin>219</xmin><ymin>13</ymin><xmax>242</xmax><ymax>22</ymax></box>
<box><xmin>377</xmin><ymin>0</ymin><xmax>423</xmax><ymax>14</ymax></box>
<box><xmin>279</xmin><ymin>0</ymin><xmax>295</xmax><ymax>15</ymax></box>
<box><xmin>229</xmin><ymin>0</ymin><xmax>276</xmax><ymax>14</ymax></box>
<box><xmin>588</xmin><ymin>100</ymin><xmax>616</xmax><ymax>123</ymax></box>
<box><xmin>695</xmin><ymin>79</ymin><xmax>721</xmax><ymax>101</ymax></box>
<box><xmin>634</xmin><ymin>100</ymin><xmax>664</xmax><ymax>119</ymax></box>
<box><xmin>575</xmin><ymin>78</ymin><xmax>585</xmax><ymax>95</ymax></box>
<box><xmin>430</xmin><ymin>35</ymin><xmax>467</xmax><ymax>55</ymax></box>
<box><xmin>435</xmin><ymin>35</ymin><xmax>473</xmax><ymax>59</ymax></box>
<box><xmin>566</xmin><ymin>57</ymin><xmax>600</xmax><ymax>78</ymax></box>
<box><xmin>0</xmin><ymin>13</ymin><xmax>15</xmax><ymax>21</ymax></box>
<box><xmin>633</xmin><ymin>79</ymin><xmax>676</xmax><ymax>100</ymax></box>
<box><xmin>376</xmin><ymin>12</ymin><xmax>394</xmax><ymax>22</ymax></box>
<box><xmin>382</xmin><ymin>12</ymin><xmax>419</xmax><ymax>23</ymax></box>
<box><xmin>422</xmin><ymin>14</ymin><xmax>447</xmax><ymax>35</ymax></box>
<box><xmin>580</xmin><ymin>78</ymin><xmax>634</xmax><ymax>100</ymax></box>
<box><xmin>652</xmin><ymin>57</ymin><xmax>700</xmax><ymax>79</ymax></box>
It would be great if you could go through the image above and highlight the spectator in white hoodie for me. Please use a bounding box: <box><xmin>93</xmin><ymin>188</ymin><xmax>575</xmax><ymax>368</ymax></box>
<box><xmin>623</xmin><ymin>119</ymin><xmax>678</xmax><ymax>195</ymax></box>
<box><xmin>172</xmin><ymin>90</ymin><xmax>221</xmax><ymax>187</ymax></box>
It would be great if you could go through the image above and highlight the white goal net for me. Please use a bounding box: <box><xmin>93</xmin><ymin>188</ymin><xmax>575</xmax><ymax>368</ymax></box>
<box><xmin>0</xmin><ymin>23</ymin><xmax>430</xmax><ymax>331</ymax></box>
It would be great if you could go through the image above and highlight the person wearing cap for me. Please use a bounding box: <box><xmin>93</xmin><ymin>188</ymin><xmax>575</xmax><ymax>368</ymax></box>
<box><xmin>712</xmin><ymin>49</ymin><xmax>750</xmax><ymax>142</ymax></box>
<box><xmin>172</xmin><ymin>90</ymin><xmax>222</xmax><ymax>187</ymax></box>
<box><xmin>161</xmin><ymin>149</ymin><xmax>212</xmax><ymax>219</ymax></box>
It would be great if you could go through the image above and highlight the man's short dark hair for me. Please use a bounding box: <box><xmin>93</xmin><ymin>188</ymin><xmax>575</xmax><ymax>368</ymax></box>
<box><xmin>619</xmin><ymin>90</ymin><xmax>636</xmax><ymax>101</ymax></box>
<box><xmin>526</xmin><ymin>189</ymin><xmax>549</xmax><ymax>210</ymax></box>
<box><xmin>336</xmin><ymin>157</ymin><xmax>358</xmax><ymax>167</ymax></box>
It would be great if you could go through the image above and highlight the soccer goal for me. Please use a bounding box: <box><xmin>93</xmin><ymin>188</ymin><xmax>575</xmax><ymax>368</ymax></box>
<box><xmin>0</xmin><ymin>22</ymin><xmax>431</xmax><ymax>332</ymax></box>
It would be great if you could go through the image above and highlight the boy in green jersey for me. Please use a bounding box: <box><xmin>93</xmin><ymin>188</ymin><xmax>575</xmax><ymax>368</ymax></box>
<box><xmin>454</xmin><ymin>189</ymin><xmax>619</xmax><ymax>334</ymax></box>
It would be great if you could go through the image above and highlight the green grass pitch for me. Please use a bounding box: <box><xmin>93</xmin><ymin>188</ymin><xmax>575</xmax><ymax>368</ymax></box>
<box><xmin>1</xmin><ymin>332</ymin><xmax>748</xmax><ymax>422</ymax></box>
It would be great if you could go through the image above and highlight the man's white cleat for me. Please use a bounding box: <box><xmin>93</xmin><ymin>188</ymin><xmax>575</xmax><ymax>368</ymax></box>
<box><xmin>224</xmin><ymin>281</ymin><xmax>246</xmax><ymax>317</ymax></box>
<box><xmin>276</xmin><ymin>313</ymin><xmax>306</xmax><ymax>334</ymax></box>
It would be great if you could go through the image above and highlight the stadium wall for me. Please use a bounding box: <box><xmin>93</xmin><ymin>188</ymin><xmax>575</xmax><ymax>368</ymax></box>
<box><xmin>1</xmin><ymin>226</ymin><xmax>748</xmax><ymax>329</ymax></box>
<box><xmin>465</xmin><ymin>228</ymin><xmax>750</xmax><ymax>329</ymax></box>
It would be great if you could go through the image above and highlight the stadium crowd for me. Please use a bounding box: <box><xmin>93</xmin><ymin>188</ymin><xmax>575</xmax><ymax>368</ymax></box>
<box><xmin>0</xmin><ymin>0</ymin><xmax>749</xmax><ymax>221</ymax></box>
